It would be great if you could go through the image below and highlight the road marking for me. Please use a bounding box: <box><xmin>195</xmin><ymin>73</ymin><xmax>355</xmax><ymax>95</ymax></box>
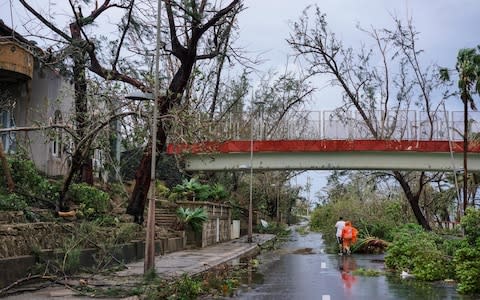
<box><xmin>321</xmin><ymin>262</ymin><xmax>327</xmax><ymax>269</ymax></box>
<box><xmin>322</xmin><ymin>295</ymin><xmax>331</xmax><ymax>300</ymax></box>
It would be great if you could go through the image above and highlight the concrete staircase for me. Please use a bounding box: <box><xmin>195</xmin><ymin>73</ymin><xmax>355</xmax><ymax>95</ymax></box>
<box><xmin>155</xmin><ymin>207</ymin><xmax>178</xmax><ymax>228</ymax></box>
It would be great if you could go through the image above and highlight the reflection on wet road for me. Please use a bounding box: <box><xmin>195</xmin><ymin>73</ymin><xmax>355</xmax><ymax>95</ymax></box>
<box><xmin>236</xmin><ymin>226</ymin><xmax>474</xmax><ymax>300</ymax></box>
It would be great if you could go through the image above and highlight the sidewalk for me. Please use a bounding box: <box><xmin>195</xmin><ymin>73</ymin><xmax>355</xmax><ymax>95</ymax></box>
<box><xmin>117</xmin><ymin>233</ymin><xmax>275</xmax><ymax>278</ymax></box>
<box><xmin>4</xmin><ymin>234</ymin><xmax>276</xmax><ymax>299</ymax></box>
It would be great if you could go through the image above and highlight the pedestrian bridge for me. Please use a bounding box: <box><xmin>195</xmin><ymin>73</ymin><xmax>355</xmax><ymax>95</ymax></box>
<box><xmin>166</xmin><ymin>110</ymin><xmax>480</xmax><ymax>172</ymax></box>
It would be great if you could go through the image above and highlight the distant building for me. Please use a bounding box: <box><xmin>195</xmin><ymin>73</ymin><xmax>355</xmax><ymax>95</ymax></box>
<box><xmin>0</xmin><ymin>20</ymin><xmax>73</xmax><ymax>177</ymax></box>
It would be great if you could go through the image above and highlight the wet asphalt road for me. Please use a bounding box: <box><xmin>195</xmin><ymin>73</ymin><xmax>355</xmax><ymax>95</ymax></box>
<box><xmin>235</xmin><ymin>227</ymin><xmax>475</xmax><ymax>300</ymax></box>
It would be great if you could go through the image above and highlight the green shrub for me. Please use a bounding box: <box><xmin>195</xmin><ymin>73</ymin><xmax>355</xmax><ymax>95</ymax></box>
<box><xmin>0</xmin><ymin>192</ymin><xmax>28</xmax><ymax>211</ymax></box>
<box><xmin>453</xmin><ymin>208</ymin><xmax>480</xmax><ymax>294</ymax></box>
<box><xmin>171</xmin><ymin>274</ymin><xmax>203</xmax><ymax>299</ymax></box>
<box><xmin>461</xmin><ymin>208</ymin><xmax>480</xmax><ymax>245</ymax></box>
<box><xmin>69</xmin><ymin>183</ymin><xmax>109</xmax><ymax>219</ymax></box>
<box><xmin>352</xmin><ymin>268</ymin><xmax>383</xmax><ymax>276</ymax></box>
<box><xmin>454</xmin><ymin>239</ymin><xmax>480</xmax><ymax>294</ymax></box>
<box><xmin>0</xmin><ymin>155</ymin><xmax>60</xmax><ymax>207</ymax></box>
<box><xmin>385</xmin><ymin>224</ymin><xmax>454</xmax><ymax>281</ymax></box>
<box><xmin>309</xmin><ymin>198</ymin><xmax>413</xmax><ymax>251</ymax></box>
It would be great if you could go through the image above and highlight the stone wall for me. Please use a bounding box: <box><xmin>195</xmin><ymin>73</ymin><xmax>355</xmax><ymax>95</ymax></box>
<box><xmin>0</xmin><ymin>221</ymin><xmax>182</xmax><ymax>258</ymax></box>
<box><xmin>0</xmin><ymin>222</ymin><xmax>74</xmax><ymax>258</ymax></box>
<box><xmin>0</xmin><ymin>211</ymin><xmax>27</xmax><ymax>225</ymax></box>
<box><xmin>176</xmin><ymin>201</ymin><xmax>232</xmax><ymax>248</ymax></box>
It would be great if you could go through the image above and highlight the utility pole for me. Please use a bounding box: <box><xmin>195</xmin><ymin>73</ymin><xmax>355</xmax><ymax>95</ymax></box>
<box><xmin>248</xmin><ymin>100</ymin><xmax>265</xmax><ymax>243</ymax></box>
<box><xmin>144</xmin><ymin>0</ymin><xmax>162</xmax><ymax>273</ymax></box>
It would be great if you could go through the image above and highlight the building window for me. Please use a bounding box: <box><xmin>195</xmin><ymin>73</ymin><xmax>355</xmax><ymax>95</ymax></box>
<box><xmin>0</xmin><ymin>110</ymin><xmax>16</xmax><ymax>153</ymax></box>
<box><xmin>52</xmin><ymin>110</ymin><xmax>63</xmax><ymax>157</ymax></box>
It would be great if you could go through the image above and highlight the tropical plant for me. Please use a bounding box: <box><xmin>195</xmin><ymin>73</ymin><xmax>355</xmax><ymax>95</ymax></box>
<box><xmin>209</xmin><ymin>183</ymin><xmax>228</xmax><ymax>201</ymax></box>
<box><xmin>176</xmin><ymin>207</ymin><xmax>208</xmax><ymax>233</ymax></box>
<box><xmin>440</xmin><ymin>46</ymin><xmax>480</xmax><ymax>213</ymax></box>
<box><xmin>170</xmin><ymin>178</ymin><xmax>208</xmax><ymax>201</ymax></box>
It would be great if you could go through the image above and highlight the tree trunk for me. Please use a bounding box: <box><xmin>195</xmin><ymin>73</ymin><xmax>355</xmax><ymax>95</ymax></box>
<box><xmin>58</xmin><ymin>151</ymin><xmax>83</xmax><ymax>211</ymax></box>
<box><xmin>463</xmin><ymin>97</ymin><xmax>468</xmax><ymax>214</ymax></box>
<box><xmin>71</xmin><ymin>22</ymin><xmax>94</xmax><ymax>185</ymax></box>
<box><xmin>56</xmin><ymin>23</ymin><xmax>94</xmax><ymax>212</ymax></box>
<box><xmin>126</xmin><ymin>150</ymin><xmax>152</xmax><ymax>224</ymax></box>
<box><xmin>394</xmin><ymin>171</ymin><xmax>431</xmax><ymax>230</ymax></box>
<box><xmin>126</xmin><ymin>46</ymin><xmax>197</xmax><ymax>221</ymax></box>
<box><xmin>126</xmin><ymin>118</ymin><xmax>167</xmax><ymax>223</ymax></box>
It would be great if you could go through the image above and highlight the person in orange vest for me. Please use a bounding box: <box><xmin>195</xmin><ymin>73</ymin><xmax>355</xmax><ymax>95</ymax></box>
<box><xmin>341</xmin><ymin>221</ymin><xmax>358</xmax><ymax>255</ymax></box>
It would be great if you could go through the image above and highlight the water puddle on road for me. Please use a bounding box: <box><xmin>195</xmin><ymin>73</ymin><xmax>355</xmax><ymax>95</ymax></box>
<box><xmin>218</xmin><ymin>231</ymin><xmax>478</xmax><ymax>300</ymax></box>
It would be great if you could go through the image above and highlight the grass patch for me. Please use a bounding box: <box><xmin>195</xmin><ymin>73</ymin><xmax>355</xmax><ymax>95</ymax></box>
<box><xmin>352</xmin><ymin>267</ymin><xmax>384</xmax><ymax>276</ymax></box>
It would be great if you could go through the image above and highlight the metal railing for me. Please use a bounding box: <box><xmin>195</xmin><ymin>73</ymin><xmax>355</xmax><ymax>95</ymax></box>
<box><xmin>170</xmin><ymin>110</ymin><xmax>480</xmax><ymax>143</ymax></box>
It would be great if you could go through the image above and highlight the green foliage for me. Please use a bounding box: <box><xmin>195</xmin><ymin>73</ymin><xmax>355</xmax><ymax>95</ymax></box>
<box><xmin>454</xmin><ymin>239</ymin><xmax>480</xmax><ymax>294</ymax></box>
<box><xmin>0</xmin><ymin>192</ymin><xmax>28</xmax><ymax>211</ymax></box>
<box><xmin>453</xmin><ymin>208</ymin><xmax>480</xmax><ymax>294</ymax></box>
<box><xmin>352</xmin><ymin>268</ymin><xmax>383</xmax><ymax>276</ymax></box>
<box><xmin>168</xmin><ymin>274</ymin><xmax>203</xmax><ymax>300</ymax></box>
<box><xmin>455</xmin><ymin>47</ymin><xmax>480</xmax><ymax>106</ymax></box>
<box><xmin>171</xmin><ymin>178</ymin><xmax>206</xmax><ymax>201</ymax></box>
<box><xmin>0</xmin><ymin>155</ymin><xmax>60</xmax><ymax>208</ymax></box>
<box><xmin>176</xmin><ymin>207</ymin><xmax>208</xmax><ymax>232</ymax></box>
<box><xmin>460</xmin><ymin>207</ymin><xmax>480</xmax><ymax>245</ymax></box>
<box><xmin>113</xmin><ymin>223</ymin><xmax>138</xmax><ymax>244</ymax></box>
<box><xmin>385</xmin><ymin>224</ymin><xmax>454</xmax><ymax>281</ymax></box>
<box><xmin>69</xmin><ymin>183</ymin><xmax>110</xmax><ymax>219</ymax></box>
<box><xmin>169</xmin><ymin>178</ymin><xmax>228</xmax><ymax>202</ymax></box>
<box><xmin>209</xmin><ymin>183</ymin><xmax>228</xmax><ymax>201</ymax></box>
<box><xmin>310</xmin><ymin>195</ymin><xmax>413</xmax><ymax>253</ymax></box>
<box><xmin>155</xmin><ymin>181</ymin><xmax>170</xmax><ymax>198</ymax></box>
<box><xmin>61</xmin><ymin>237</ymin><xmax>82</xmax><ymax>275</ymax></box>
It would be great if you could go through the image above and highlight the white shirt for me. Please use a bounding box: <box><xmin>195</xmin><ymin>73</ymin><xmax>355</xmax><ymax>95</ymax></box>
<box><xmin>335</xmin><ymin>220</ymin><xmax>346</xmax><ymax>237</ymax></box>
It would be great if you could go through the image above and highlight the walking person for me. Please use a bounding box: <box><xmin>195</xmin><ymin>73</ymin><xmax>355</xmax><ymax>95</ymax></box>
<box><xmin>335</xmin><ymin>217</ymin><xmax>346</xmax><ymax>254</ymax></box>
<box><xmin>341</xmin><ymin>221</ymin><xmax>358</xmax><ymax>255</ymax></box>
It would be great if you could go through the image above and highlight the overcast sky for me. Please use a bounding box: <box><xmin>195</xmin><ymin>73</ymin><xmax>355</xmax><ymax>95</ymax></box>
<box><xmin>237</xmin><ymin>0</ymin><xmax>480</xmax><ymax>109</ymax></box>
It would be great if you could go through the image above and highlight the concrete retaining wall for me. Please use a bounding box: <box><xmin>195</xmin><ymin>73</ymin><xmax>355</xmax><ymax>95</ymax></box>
<box><xmin>176</xmin><ymin>201</ymin><xmax>232</xmax><ymax>248</ymax></box>
<box><xmin>0</xmin><ymin>222</ymin><xmax>76</xmax><ymax>258</ymax></box>
<box><xmin>0</xmin><ymin>238</ymin><xmax>184</xmax><ymax>289</ymax></box>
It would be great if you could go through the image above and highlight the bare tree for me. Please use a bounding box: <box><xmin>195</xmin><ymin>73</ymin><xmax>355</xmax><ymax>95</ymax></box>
<box><xmin>288</xmin><ymin>6</ymin><xmax>446</xmax><ymax>230</ymax></box>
